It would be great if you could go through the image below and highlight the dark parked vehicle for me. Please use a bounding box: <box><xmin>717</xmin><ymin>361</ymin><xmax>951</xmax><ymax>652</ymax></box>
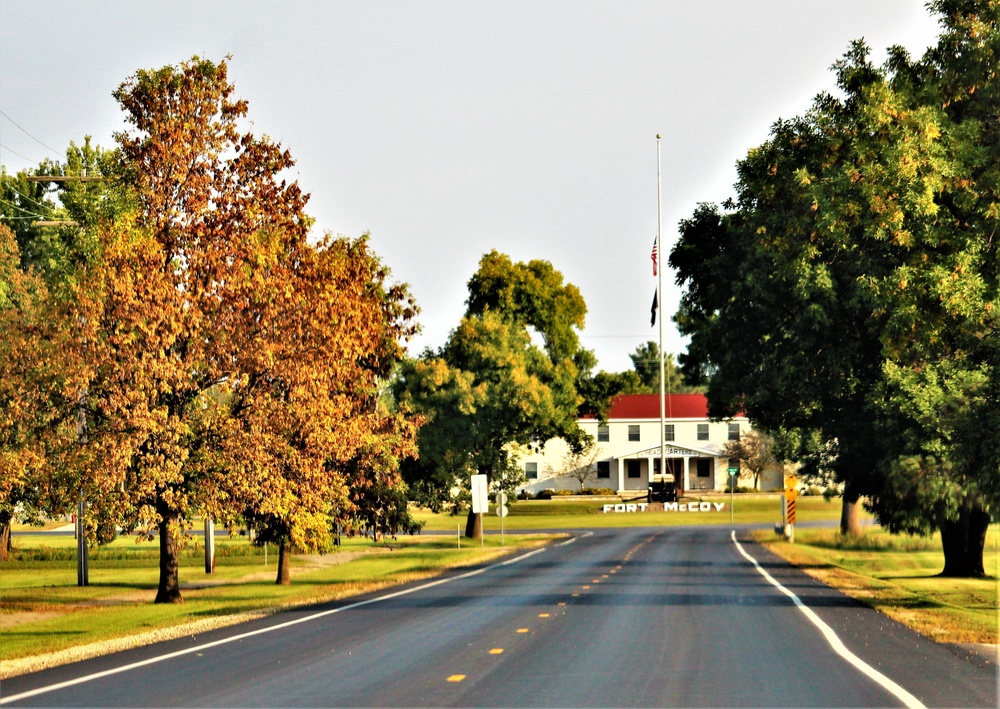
<box><xmin>649</xmin><ymin>477</ymin><xmax>677</xmax><ymax>503</ymax></box>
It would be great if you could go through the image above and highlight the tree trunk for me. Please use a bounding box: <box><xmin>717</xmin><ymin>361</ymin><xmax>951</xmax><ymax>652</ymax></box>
<box><xmin>940</xmin><ymin>497</ymin><xmax>990</xmax><ymax>578</ymax></box>
<box><xmin>465</xmin><ymin>510</ymin><xmax>482</xmax><ymax>540</ymax></box>
<box><xmin>276</xmin><ymin>539</ymin><xmax>292</xmax><ymax>585</ymax></box>
<box><xmin>839</xmin><ymin>481</ymin><xmax>863</xmax><ymax>537</ymax></box>
<box><xmin>154</xmin><ymin>499</ymin><xmax>183</xmax><ymax>604</ymax></box>
<box><xmin>0</xmin><ymin>510</ymin><xmax>11</xmax><ymax>562</ymax></box>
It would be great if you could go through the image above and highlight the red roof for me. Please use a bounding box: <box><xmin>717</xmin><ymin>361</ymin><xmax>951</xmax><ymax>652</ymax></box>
<box><xmin>607</xmin><ymin>394</ymin><xmax>712</xmax><ymax>420</ymax></box>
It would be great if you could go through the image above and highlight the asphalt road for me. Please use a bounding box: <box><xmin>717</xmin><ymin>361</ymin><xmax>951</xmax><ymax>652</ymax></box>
<box><xmin>2</xmin><ymin>527</ymin><xmax>995</xmax><ymax>707</ymax></box>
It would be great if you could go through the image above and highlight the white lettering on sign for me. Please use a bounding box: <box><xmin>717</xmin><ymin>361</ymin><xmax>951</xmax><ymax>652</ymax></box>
<box><xmin>602</xmin><ymin>502</ymin><xmax>727</xmax><ymax>513</ymax></box>
<box><xmin>659</xmin><ymin>502</ymin><xmax>726</xmax><ymax>512</ymax></box>
<box><xmin>602</xmin><ymin>503</ymin><xmax>650</xmax><ymax>513</ymax></box>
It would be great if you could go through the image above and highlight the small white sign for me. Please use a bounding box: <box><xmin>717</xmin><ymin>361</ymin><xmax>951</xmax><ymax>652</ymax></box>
<box><xmin>471</xmin><ymin>475</ymin><xmax>489</xmax><ymax>514</ymax></box>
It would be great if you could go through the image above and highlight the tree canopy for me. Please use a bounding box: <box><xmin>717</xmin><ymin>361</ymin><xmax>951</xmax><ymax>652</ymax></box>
<box><xmin>669</xmin><ymin>0</ymin><xmax>999</xmax><ymax>576</ymax></box>
<box><xmin>627</xmin><ymin>340</ymin><xmax>699</xmax><ymax>395</ymax></box>
<box><xmin>397</xmin><ymin>251</ymin><xmax>591</xmax><ymax>533</ymax></box>
<box><xmin>0</xmin><ymin>56</ymin><xmax>417</xmax><ymax>595</ymax></box>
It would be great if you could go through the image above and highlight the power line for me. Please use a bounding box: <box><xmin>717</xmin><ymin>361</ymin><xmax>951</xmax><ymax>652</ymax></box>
<box><xmin>0</xmin><ymin>198</ymin><xmax>48</xmax><ymax>220</ymax></box>
<box><xmin>0</xmin><ymin>142</ymin><xmax>40</xmax><ymax>165</ymax></box>
<box><xmin>2</xmin><ymin>182</ymin><xmax>55</xmax><ymax>212</ymax></box>
<box><xmin>0</xmin><ymin>110</ymin><xmax>63</xmax><ymax>158</ymax></box>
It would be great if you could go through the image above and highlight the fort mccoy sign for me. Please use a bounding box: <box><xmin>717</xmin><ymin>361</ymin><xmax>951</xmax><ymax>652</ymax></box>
<box><xmin>602</xmin><ymin>502</ymin><xmax>725</xmax><ymax>513</ymax></box>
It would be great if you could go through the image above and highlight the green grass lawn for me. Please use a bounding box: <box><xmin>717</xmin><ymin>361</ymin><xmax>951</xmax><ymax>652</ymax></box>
<box><xmin>414</xmin><ymin>493</ymin><xmax>849</xmax><ymax>530</ymax></box>
<box><xmin>0</xmin><ymin>533</ymin><xmax>552</xmax><ymax>668</ymax></box>
<box><xmin>756</xmin><ymin>526</ymin><xmax>999</xmax><ymax>645</ymax></box>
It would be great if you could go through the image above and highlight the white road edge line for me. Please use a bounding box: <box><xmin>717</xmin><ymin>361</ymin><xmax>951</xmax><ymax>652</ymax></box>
<box><xmin>557</xmin><ymin>531</ymin><xmax>593</xmax><ymax>547</ymax></box>
<box><xmin>730</xmin><ymin>530</ymin><xmax>925</xmax><ymax>709</ymax></box>
<box><xmin>0</xmin><ymin>547</ymin><xmax>549</xmax><ymax>705</ymax></box>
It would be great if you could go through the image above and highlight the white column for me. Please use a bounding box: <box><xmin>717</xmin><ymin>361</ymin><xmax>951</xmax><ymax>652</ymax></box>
<box><xmin>616</xmin><ymin>458</ymin><xmax>625</xmax><ymax>493</ymax></box>
<box><xmin>647</xmin><ymin>457</ymin><xmax>655</xmax><ymax>486</ymax></box>
<box><xmin>683</xmin><ymin>456</ymin><xmax>690</xmax><ymax>492</ymax></box>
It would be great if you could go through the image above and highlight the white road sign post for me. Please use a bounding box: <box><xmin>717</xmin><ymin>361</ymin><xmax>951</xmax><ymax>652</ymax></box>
<box><xmin>727</xmin><ymin>467</ymin><xmax>739</xmax><ymax>524</ymax></box>
<box><xmin>496</xmin><ymin>491</ymin><xmax>508</xmax><ymax>545</ymax></box>
<box><xmin>471</xmin><ymin>475</ymin><xmax>488</xmax><ymax>546</ymax></box>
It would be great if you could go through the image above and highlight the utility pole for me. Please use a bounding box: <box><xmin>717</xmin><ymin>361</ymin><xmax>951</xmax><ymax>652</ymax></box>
<box><xmin>30</xmin><ymin>172</ymin><xmax>105</xmax><ymax>584</ymax></box>
<box><xmin>76</xmin><ymin>313</ymin><xmax>90</xmax><ymax>586</ymax></box>
<box><xmin>76</xmin><ymin>404</ymin><xmax>89</xmax><ymax>586</ymax></box>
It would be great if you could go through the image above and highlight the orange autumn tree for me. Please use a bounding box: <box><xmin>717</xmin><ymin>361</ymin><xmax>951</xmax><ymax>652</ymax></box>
<box><xmin>78</xmin><ymin>56</ymin><xmax>421</xmax><ymax>601</ymax></box>
<box><xmin>91</xmin><ymin>58</ymin><xmax>415</xmax><ymax>602</ymax></box>
<box><xmin>0</xmin><ymin>224</ymin><xmax>81</xmax><ymax>558</ymax></box>
<box><xmin>216</xmin><ymin>235</ymin><xmax>418</xmax><ymax>584</ymax></box>
<box><xmin>105</xmin><ymin>57</ymin><xmax>312</xmax><ymax>602</ymax></box>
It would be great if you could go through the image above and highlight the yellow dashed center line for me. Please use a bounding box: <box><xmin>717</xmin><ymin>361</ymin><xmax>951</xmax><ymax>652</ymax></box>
<box><xmin>538</xmin><ymin>613</ymin><xmax>550</xmax><ymax>618</ymax></box>
<box><xmin>447</xmin><ymin>675</ymin><xmax>466</xmax><ymax>683</ymax></box>
<box><xmin>489</xmin><ymin>648</ymin><xmax>504</xmax><ymax>655</ymax></box>
<box><xmin>581</xmin><ymin>585</ymin><xmax>590</xmax><ymax>590</ymax></box>
<box><xmin>517</xmin><ymin>628</ymin><xmax>529</xmax><ymax>633</ymax></box>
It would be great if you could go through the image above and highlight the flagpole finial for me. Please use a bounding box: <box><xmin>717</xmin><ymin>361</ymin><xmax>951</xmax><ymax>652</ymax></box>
<box><xmin>656</xmin><ymin>133</ymin><xmax>661</xmax><ymax>139</ymax></box>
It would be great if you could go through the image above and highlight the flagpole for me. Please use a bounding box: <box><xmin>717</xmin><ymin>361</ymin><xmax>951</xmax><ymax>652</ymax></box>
<box><xmin>656</xmin><ymin>134</ymin><xmax>666</xmax><ymax>495</ymax></box>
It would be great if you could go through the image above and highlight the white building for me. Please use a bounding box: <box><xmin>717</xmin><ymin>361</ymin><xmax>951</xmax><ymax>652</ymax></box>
<box><xmin>518</xmin><ymin>393</ymin><xmax>782</xmax><ymax>496</ymax></box>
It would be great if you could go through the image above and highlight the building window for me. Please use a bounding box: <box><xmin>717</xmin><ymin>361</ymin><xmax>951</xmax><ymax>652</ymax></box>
<box><xmin>728</xmin><ymin>423</ymin><xmax>741</xmax><ymax>441</ymax></box>
<box><xmin>697</xmin><ymin>423</ymin><xmax>709</xmax><ymax>441</ymax></box>
<box><xmin>696</xmin><ymin>459</ymin><xmax>711</xmax><ymax>477</ymax></box>
<box><xmin>627</xmin><ymin>460</ymin><xmax>641</xmax><ymax>478</ymax></box>
<box><xmin>597</xmin><ymin>424</ymin><xmax>610</xmax><ymax>442</ymax></box>
<box><xmin>664</xmin><ymin>424</ymin><xmax>675</xmax><ymax>442</ymax></box>
<box><xmin>525</xmin><ymin>462</ymin><xmax>538</xmax><ymax>479</ymax></box>
<box><xmin>628</xmin><ymin>425</ymin><xmax>640</xmax><ymax>442</ymax></box>
<box><xmin>597</xmin><ymin>461</ymin><xmax>610</xmax><ymax>479</ymax></box>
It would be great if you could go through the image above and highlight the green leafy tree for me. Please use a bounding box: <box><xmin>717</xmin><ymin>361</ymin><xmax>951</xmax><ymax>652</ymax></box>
<box><xmin>398</xmin><ymin>251</ymin><xmax>590</xmax><ymax>537</ymax></box>
<box><xmin>572</xmin><ymin>347</ymin><xmax>642</xmax><ymax>421</ymax></box>
<box><xmin>670</xmin><ymin>0</ymin><xmax>999</xmax><ymax>576</ymax></box>
<box><xmin>628</xmin><ymin>341</ymin><xmax>697</xmax><ymax>394</ymax></box>
<box><xmin>1</xmin><ymin>138</ymin><xmax>121</xmax><ymax>281</ymax></box>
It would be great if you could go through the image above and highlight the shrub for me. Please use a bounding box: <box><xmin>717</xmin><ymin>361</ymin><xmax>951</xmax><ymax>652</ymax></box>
<box><xmin>551</xmin><ymin>489</ymin><xmax>576</xmax><ymax>496</ymax></box>
<box><xmin>579</xmin><ymin>487</ymin><xmax>616</xmax><ymax>496</ymax></box>
<box><xmin>534</xmin><ymin>489</ymin><xmax>555</xmax><ymax>500</ymax></box>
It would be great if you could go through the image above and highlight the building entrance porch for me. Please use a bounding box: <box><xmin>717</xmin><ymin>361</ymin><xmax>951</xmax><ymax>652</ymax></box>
<box><xmin>614</xmin><ymin>445</ymin><xmax>718</xmax><ymax>496</ymax></box>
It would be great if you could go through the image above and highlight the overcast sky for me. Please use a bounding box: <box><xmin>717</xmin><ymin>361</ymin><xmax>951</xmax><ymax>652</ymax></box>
<box><xmin>1</xmin><ymin>1</ymin><xmax>943</xmax><ymax>372</ymax></box>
